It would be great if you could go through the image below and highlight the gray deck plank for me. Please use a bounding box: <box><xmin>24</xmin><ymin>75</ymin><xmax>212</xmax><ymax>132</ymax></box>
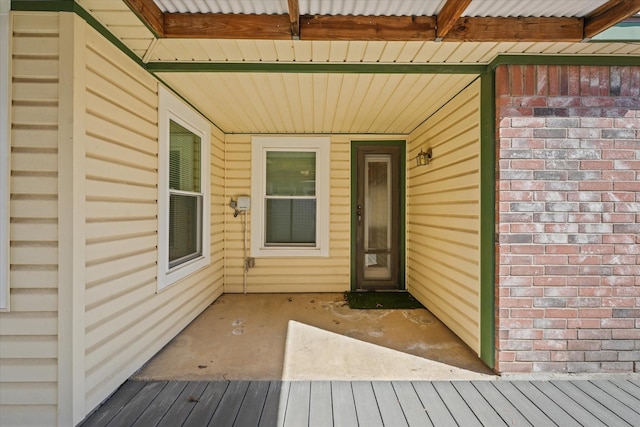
<box><xmin>105</xmin><ymin>381</ymin><xmax>167</xmax><ymax>427</ymax></box>
<box><xmin>156</xmin><ymin>381</ymin><xmax>209</xmax><ymax>427</ymax></box>
<box><xmin>510</xmin><ymin>380</ymin><xmax>580</xmax><ymax>427</ymax></box>
<box><xmin>571</xmin><ymin>381</ymin><xmax>640</xmax><ymax>424</ymax></box>
<box><xmin>233</xmin><ymin>381</ymin><xmax>271</xmax><ymax>427</ymax></box>
<box><xmin>283</xmin><ymin>381</ymin><xmax>311</xmax><ymax>427</ymax></box>
<box><xmin>80</xmin><ymin>380</ymin><xmax>147</xmax><ymax>427</ymax></box>
<box><xmin>589</xmin><ymin>380</ymin><xmax>640</xmax><ymax>416</ymax></box>
<box><xmin>257</xmin><ymin>381</ymin><xmax>283</xmax><ymax>427</ymax></box>
<box><xmin>392</xmin><ymin>382</ymin><xmax>433</xmax><ymax>427</ymax></box>
<box><xmin>471</xmin><ymin>381</ymin><xmax>532</xmax><ymax>427</ymax></box>
<box><xmin>309</xmin><ymin>381</ymin><xmax>333</xmax><ymax>427</ymax></box>
<box><xmin>553</xmin><ymin>381</ymin><xmax>633</xmax><ymax>427</ymax></box>
<box><xmin>132</xmin><ymin>381</ymin><xmax>189</xmax><ymax>426</ymax></box>
<box><xmin>432</xmin><ymin>381</ymin><xmax>482</xmax><ymax>427</ymax></box>
<box><xmin>208</xmin><ymin>380</ymin><xmax>251</xmax><ymax>427</ymax></box>
<box><xmin>372</xmin><ymin>381</ymin><xmax>409</xmax><ymax>427</ymax></box>
<box><xmin>609</xmin><ymin>380</ymin><xmax>640</xmax><ymax>399</ymax></box>
<box><xmin>331</xmin><ymin>382</ymin><xmax>358</xmax><ymax>427</ymax></box>
<box><xmin>452</xmin><ymin>382</ymin><xmax>508</xmax><ymax>427</ymax></box>
<box><xmin>351</xmin><ymin>382</ymin><xmax>384</xmax><ymax>427</ymax></box>
<box><xmin>411</xmin><ymin>382</ymin><xmax>457</xmax><ymax>426</ymax></box>
<box><xmin>182</xmin><ymin>381</ymin><xmax>229</xmax><ymax>426</ymax></box>
<box><xmin>533</xmin><ymin>381</ymin><xmax>609</xmax><ymax>427</ymax></box>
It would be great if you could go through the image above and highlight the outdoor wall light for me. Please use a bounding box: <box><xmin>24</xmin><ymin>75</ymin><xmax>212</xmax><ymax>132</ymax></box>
<box><xmin>416</xmin><ymin>147</ymin><xmax>432</xmax><ymax>167</ymax></box>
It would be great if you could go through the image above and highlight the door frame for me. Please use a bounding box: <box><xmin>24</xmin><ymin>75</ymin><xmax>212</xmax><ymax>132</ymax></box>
<box><xmin>350</xmin><ymin>140</ymin><xmax>406</xmax><ymax>291</ymax></box>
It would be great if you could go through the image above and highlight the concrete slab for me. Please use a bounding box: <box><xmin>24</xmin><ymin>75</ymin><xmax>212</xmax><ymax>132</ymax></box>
<box><xmin>133</xmin><ymin>293</ymin><xmax>495</xmax><ymax>381</ymax></box>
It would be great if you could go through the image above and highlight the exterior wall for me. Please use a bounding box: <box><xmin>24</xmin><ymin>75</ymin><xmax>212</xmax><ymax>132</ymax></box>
<box><xmin>496</xmin><ymin>64</ymin><xmax>640</xmax><ymax>373</ymax></box>
<box><xmin>82</xmin><ymin>23</ymin><xmax>225</xmax><ymax>413</ymax></box>
<box><xmin>407</xmin><ymin>80</ymin><xmax>482</xmax><ymax>354</ymax></box>
<box><xmin>0</xmin><ymin>12</ymin><xmax>60</xmax><ymax>426</ymax></box>
<box><xmin>223</xmin><ymin>134</ymin><xmax>403</xmax><ymax>293</ymax></box>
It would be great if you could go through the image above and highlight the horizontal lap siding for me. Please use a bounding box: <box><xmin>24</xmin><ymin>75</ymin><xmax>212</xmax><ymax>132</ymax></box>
<box><xmin>407</xmin><ymin>80</ymin><xmax>481</xmax><ymax>354</ymax></box>
<box><xmin>83</xmin><ymin>27</ymin><xmax>225</xmax><ymax>413</ymax></box>
<box><xmin>224</xmin><ymin>134</ymin><xmax>356</xmax><ymax>293</ymax></box>
<box><xmin>0</xmin><ymin>13</ymin><xmax>60</xmax><ymax>426</ymax></box>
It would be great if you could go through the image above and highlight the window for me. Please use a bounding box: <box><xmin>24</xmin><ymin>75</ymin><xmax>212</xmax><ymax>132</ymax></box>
<box><xmin>251</xmin><ymin>137</ymin><xmax>329</xmax><ymax>257</ymax></box>
<box><xmin>158</xmin><ymin>86</ymin><xmax>210</xmax><ymax>290</ymax></box>
<box><xmin>0</xmin><ymin>0</ymin><xmax>9</xmax><ymax>310</ymax></box>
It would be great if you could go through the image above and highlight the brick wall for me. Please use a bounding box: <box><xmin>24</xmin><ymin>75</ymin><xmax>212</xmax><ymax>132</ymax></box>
<box><xmin>496</xmin><ymin>65</ymin><xmax>640</xmax><ymax>374</ymax></box>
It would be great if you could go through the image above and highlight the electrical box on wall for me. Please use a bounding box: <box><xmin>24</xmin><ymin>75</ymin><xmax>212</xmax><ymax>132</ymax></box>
<box><xmin>236</xmin><ymin>196</ymin><xmax>250</xmax><ymax>211</ymax></box>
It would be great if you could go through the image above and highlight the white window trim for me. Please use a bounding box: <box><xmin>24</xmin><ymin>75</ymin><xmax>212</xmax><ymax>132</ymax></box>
<box><xmin>251</xmin><ymin>136</ymin><xmax>330</xmax><ymax>258</ymax></box>
<box><xmin>0</xmin><ymin>0</ymin><xmax>10</xmax><ymax>310</ymax></box>
<box><xmin>157</xmin><ymin>85</ymin><xmax>211</xmax><ymax>290</ymax></box>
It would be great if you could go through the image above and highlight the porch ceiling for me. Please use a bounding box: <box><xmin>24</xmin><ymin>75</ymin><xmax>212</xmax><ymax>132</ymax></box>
<box><xmin>73</xmin><ymin>0</ymin><xmax>640</xmax><ymax>134</ymax></box>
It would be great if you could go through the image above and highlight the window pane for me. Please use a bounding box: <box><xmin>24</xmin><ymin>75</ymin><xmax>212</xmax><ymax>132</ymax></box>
<box><xmin>266</xmin><ymin>199</ymin><xmax>316</xmax><ymax>245</ymax></box>
<box><xmin>170</xmin><ymin>120</ymin><xmax>201</xmax><ymax>192</ymax></box>
<box><xmin>169</xmin><ymin>193</ymin><xmax>201</xmax><ymax>267</ymax></box>
<box><xmin>266</xmin><ymin>151</ymin><xmax>315</xmax><ymax>196</ymax></box>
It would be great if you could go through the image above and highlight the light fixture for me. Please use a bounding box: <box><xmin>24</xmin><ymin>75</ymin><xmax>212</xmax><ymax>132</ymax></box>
<box><xmin>416</xmin><ymin>147</ymin><xmax>432</xmax><ymax>167</ymax></box>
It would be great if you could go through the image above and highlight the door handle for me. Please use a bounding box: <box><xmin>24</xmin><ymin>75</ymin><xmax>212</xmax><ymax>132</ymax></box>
<box><xmin>357</xmin><ymin>204</ymin><xmax>362</xmax><ymax>225</ymax></box>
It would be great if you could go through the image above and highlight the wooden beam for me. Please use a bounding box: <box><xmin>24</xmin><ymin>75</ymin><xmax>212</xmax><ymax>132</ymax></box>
<box><xmin>584</xmin><ymin>0</ymin><xmax>640</xmax><ymax>39</ymax></box>
<box><xmin>288</xmin><ymin>0</ymin><xmax>300</xmax><ymax>39</ymax></box>
<box><xmin>163</xmin><ymin>13</ymin><xmax>292</xmax><ymax>39</ymax></box>
<box><xmin>123</xmin><ymin>0</ymin><xmax>164</xmax><ymax>37</ymax></box>
<box><xmin>436</xmin><ymin>0</ymin><xmax>472</xmax><ymax>40</ymax></box>
<box><xmin>300</xmin><ymin>15</ymin><xmax>436</xmax><ymax>41</ymax></box>
<box><xmin>444</xmin><ymin>17</ymin><xmax>584</xmax><ymax>42</ymax></box>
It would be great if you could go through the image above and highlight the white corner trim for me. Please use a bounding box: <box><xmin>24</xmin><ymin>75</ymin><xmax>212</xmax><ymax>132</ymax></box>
<box><xmin>157</xmin><ymin>85</ymin><xmax>211</xmax><ymax>290</ymax></box>
<box><xmin>0</xmin><ymin>0</ymin><xmax>11</xmax><ymax>310</ymax></box>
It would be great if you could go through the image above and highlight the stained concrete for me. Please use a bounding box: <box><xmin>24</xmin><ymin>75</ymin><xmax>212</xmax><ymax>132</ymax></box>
<box><xmin>133</xmin><ymin>293</ymin><xmax>495</xmax><ymax>381</ymax></box>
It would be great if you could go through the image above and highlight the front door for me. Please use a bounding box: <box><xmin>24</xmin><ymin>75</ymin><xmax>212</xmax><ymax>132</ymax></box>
<box><xmin>353</xmin><ymin>143</ymin><xmax>404</xmax><ymax>290</ymax></box>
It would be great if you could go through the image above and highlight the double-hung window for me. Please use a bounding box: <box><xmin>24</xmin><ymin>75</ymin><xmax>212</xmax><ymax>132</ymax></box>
<box><xmin>158</xmin><ymin>86</ymin><xmax>210</xmax><ymax>290</ymax></box>
<box><xmin>251</xmin><ymin>137</ymin><xmax>329</xmax><ymax>257</ymax></box>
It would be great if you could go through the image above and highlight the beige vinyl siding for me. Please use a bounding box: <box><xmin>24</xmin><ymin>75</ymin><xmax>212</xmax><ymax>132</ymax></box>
<box><xmin>407</xmin><ymin>79</ymin><xmax>481</xmax><ymax>354</ymax></box>
<box><xmin>0</xmin><ymin>12</ymin><xmax>60</xmax><ymax>426</ymax></box>
<box><xmin>82</xmin><ymin>25</ymin><xmax>225</xmax><ymax>413</ymax></box>
<box><xmin>224</xmin><ymin>134</ymin><xmax>399</xmax><ymax>293</ymax></box>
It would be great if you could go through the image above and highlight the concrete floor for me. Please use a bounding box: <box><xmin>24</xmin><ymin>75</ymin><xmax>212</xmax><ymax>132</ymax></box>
<box><xmin>133</xmin><ymin>293</ymin><xmax>496</xmax><ymax>381</ymax></box>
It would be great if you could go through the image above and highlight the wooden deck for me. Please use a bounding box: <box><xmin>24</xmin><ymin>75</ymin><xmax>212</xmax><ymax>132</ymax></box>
<box><xmin>80</xmin><ymin>379</ymin><xmax>640</xmax><ymax>426</ymax></box>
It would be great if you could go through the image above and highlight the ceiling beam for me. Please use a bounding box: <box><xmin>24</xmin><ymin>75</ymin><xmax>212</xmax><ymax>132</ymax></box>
<box><xmin>445</xmin><ymin>17</ymin><xmax>584</xmax><ymax>42</ymax></box>
<box><xmin>583</xmin><ymin>0</ymin><xmax>640</xmax><ymax>39</ymax></box>
<box><xmin>300</xmin><ymin>15</ymin><xmax>436</xmax><ymax>41</ymax></box>
<box><xmin>163</xmin><ymin>13</ymin><xmax>292</xmax><ymax>39</ymax></box>
<box><xmin>123</xmin><ymin>0</ymin><xmax>164</xmax><ymax>37</ymax></box>
<box><xmin>436</xmin><ymin>0</ymin><xmax>473</xmax><ymax>40</ymax></box>
<box><xmin>288</xmin><ymin>0</ymin><xmax>300</xmax><ymax>39</ymax></box>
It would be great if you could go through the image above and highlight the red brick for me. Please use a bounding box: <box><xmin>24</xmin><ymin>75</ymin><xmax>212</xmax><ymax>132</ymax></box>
<box><xmin>524</xmin><ymin>65</ymin><xmax>536</xmax><ymax>95</ymax></box>
<box><xmin>545</xmin><ymin>308</ymin><xmax>578</xmax><ymax>318</ymax></box>
<box><xmin>501</xmin><ymin>298</ymin><xmax>534</xmax><ymax>308</ymax></box>
<box><xmin>533</xmin><ymin>276</ymin><xmax>568</xmax><ymax>287</ymax></box>
<box><xmin>512</xmin><ymin>65</ymin><xmax>524</xmax><ymax>96</ymax></box>
<box><xmin>511</xmin><ymin>308</ymin><xmax>545</xmax><ymax>318</ymax></box>
<box><xmin>545</xmin><ymin>245</ymin><xmax>580</xmax><ymax>254</ymax></box>
<box><xmin>548</xmin><ymin>65</ymin><xmax>560</xmax><ymax>96</ymax></box>
<box><xmin>496</xmin><ymin>65</ymin><xmax>510</xmax><ymax>96</ymax></box>
<box><xmin>578</xmin><ymin>308</ymin><xmax>612</xmax><ymax>318</ymax></box>
<box><xmin>567</xmin><ymin>319</ymin><xmax>601</xmax><ymax>329</ymax></box>
<box><xmin>536</xmin><ymin>65</ymin><xmax>548</xmax><ymax>96</ymax></box>
<box><xmin>600</xmin><ymin>318</ymin><xmax>635</xmax><ymax>328</ymax></box>
<box><xmin>578</xmin><ymin>287</ymin><xmax>612</xmax><ymax>298</ymax></box>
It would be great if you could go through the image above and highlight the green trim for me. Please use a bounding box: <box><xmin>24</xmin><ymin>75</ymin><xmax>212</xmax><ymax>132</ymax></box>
<box><xmin>350</xmin><ymin>140</ymin><xmax>406</xmax><ymax>292</ymax></box>
<box><xmin>489</xmin><ymin>54</ymin><xmax>640</xmax><ymax>69</ymax></box>
<box><xmin>12</xmin><ymin>0</ymin><xmax>145</xmax><ymax>68</ymax></box>
<box><xmin>479</xmin><ymin>71</ymin><xmax>496</xmax><ymax>369</ymax></box>
<box><xmin>147</xmin><ymin>62</ymin><xmax>486</xmax><ymax>74</ymax></box>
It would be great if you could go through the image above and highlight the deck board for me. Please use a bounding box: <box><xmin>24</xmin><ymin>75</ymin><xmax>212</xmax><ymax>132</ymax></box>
<box><xmin>331</xmin><ymin>382</ymin><xmax>358</xmax><ymax>427</ymax></box>
<box><xmin>156</xmin><ymin>381</ymin><xmax>209</xmax><ymax>427</ymax></box>
<box><xmin>182</xmin><ymin>381</ymin><xmax>229</xmax><ymax>426</ymax></box>
<box><xmin>392</xmin><ymin>382</ymin><xmax>433</xmax><ymax>427</ymax></box>
<box><xmin>309</xmin><ymin>381</ymin><xmax>333</xmax><ymax>427</ymax></box>
<box><xmin>80</xmin><ymin>379</ymin><xmax>640</xmax><ymax>427</ymax></box>
<box><xmin>234</xmin><ymin>381</ymin><xmax>271</xmax><ymax>427</ymax></box>
<box><xmin>351</xmin><ymin>382</ymin><xmax>384</xmax><ymax>427</ymax></box>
